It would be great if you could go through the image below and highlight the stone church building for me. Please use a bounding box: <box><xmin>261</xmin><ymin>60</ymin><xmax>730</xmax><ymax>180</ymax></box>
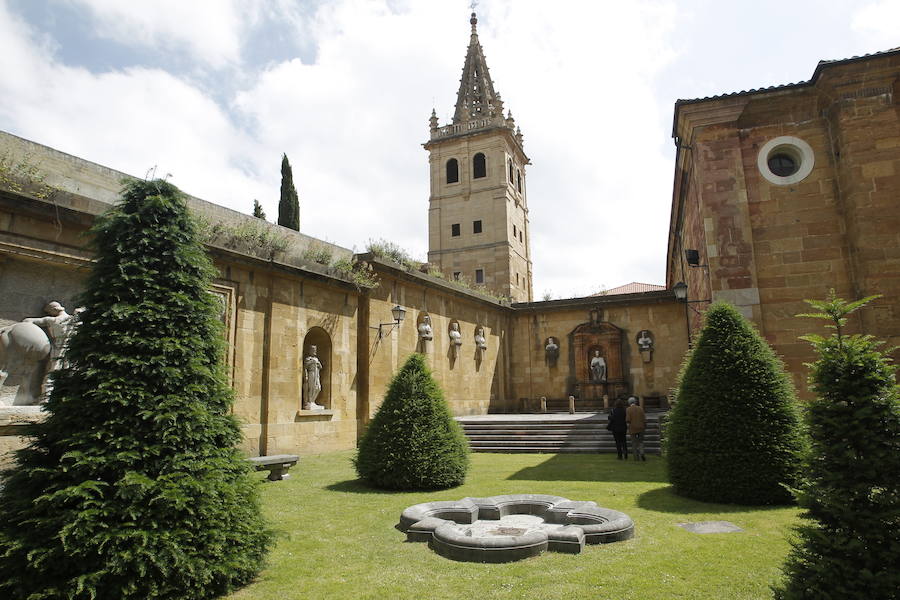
<box><xmin>1</xmin><ymin>15</ymin><xmax>898</xmax><ymax>461</ymax></box>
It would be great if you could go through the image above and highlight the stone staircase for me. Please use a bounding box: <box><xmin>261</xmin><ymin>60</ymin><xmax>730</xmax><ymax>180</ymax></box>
<box><xmin>456</xmin><ymin>413</ymin><xmax>664</xmax><ymax>454</ymax></box>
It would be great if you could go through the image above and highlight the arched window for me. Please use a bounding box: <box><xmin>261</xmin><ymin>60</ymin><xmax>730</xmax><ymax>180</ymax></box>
<box><xmin>516</xmin><ymin>169</ymin><xmax>522</xmax><ymax>192</ymax></box>
<box><xmin>446</xmin><ymin>158</ymin><xmax>459</xmax><ymax>184</ymax></box>
<box><xmin>473</xmin><ymin>153</ymin><xmax>486</xmax><ymax>179</ymax></box>
<box><xmin>508</xmin><ymin>159</ymin><xmax>514</xmax><ymax>183</ymax></box>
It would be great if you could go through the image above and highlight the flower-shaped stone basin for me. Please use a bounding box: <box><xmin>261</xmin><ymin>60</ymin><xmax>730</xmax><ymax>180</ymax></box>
<box><xmin>398</xmin><ymin>494</ymin><xmax>634</xmax><ymax>562</ymax></box>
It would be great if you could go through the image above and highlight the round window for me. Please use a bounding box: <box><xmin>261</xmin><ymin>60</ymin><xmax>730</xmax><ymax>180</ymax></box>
<box><xmin>767</xmin><ymin>153</ymin><xmax>798</xmax><ymax>177</ymax></box>
<box><xmin>757</xmin><ymin>136</ymin><xmax>814</xmax><ymax>185</ymax></box>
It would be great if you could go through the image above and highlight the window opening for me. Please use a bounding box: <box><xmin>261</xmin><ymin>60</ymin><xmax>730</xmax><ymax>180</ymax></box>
<box><xmin>446</xmin><ymin>158</ymin><xmax>459</xmax><ymax>184</ymax></box>
<box><xmin>473</xmin><ymin>153</ymin><xmax>487</xmax><ymax>179</ymax></box>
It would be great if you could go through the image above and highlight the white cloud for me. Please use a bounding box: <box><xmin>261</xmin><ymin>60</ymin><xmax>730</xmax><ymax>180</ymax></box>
<box><xmin>852</xmin><ymin>0</ymin><xmax>900</xmax><ymax>48</ymax></box>
<box><xmin>0</xmin><ymin>0</ymin><xmax>265</xmax><ymax>212</ymax></box>
<box><xmin>67</xmin><ymin>0</ymin><xmax>255</xmax><ymax>68</ymax></box>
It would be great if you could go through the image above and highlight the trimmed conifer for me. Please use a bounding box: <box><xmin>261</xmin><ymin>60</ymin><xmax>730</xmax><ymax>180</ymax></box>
<box><xmin>0</xmin><ymin>179</ymin><xmax>271</xmax><ymax>600</ymax></box>
<box><xmin>774</xmin><ymin>292</ymin><xmax>900</xmax><ymax>599</ymax></box>
<box><xmin>665</xmin><ymin>302</ymin><xmax>805</xmax><ymax>504</ymax></box>
<box><xmin>355</xmin><ymin>353</ymin><xmax>469</xmax><ymax>490</ymax></box>
<box><xmin>278</xmin><ymin>154</ymin><xmax>299</xmax><ymax>231</ymax></box>
<box><xmin>252</xmin><ymin>199</ymin><xmax>266</xmax><ymax>220</ymax></box>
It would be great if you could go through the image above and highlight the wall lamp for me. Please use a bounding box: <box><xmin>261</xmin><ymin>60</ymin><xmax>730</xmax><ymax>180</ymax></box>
<box><xmin>673</xmin><ymin>281</ymin><xmax>711</xmax><ymax>304</ymax></box>
<box><xmin>371</xmin><ymin>304</ymin><xmax>406</xmax><ymax>339</ymax></box>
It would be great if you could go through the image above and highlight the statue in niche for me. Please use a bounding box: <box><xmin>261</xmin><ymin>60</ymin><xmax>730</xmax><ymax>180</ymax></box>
<box><xmin>474</xmin><ymin>327</ymin><xmax>487</xmax><ymax>351</ymax></box>
<box><xmin>545</xmin><ymin>337</ymin><xmax>559</xmax><ymax>365</ymax></box>
<box><xmin>590</xmin><ymin>350</ymin><xmax>607</xmax><ymax>383</ymax></box>
<box><xmin>418</xmin><ymin>315</ymin><xmax>433</xmax><ymax>341</ymax></box>
<box><xmin>303</xmin><ymin>345</ymin><xmax>324</xmax><ymax>410</ymax></box>
<box><xmin>637</xmin><ymin>330</ymin><xmax>653</xmax><ymax>351</ymax></box>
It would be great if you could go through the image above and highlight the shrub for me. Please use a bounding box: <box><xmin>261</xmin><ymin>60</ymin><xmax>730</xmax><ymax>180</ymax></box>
<box><xmin>365</xmin><ymin>238</ymin><xmax>423</xmax><ymax>271</ymax></box>
<box><xmin>355</xmin><ymin>353</ymin><xmax>469</xmax><ymax>490</ymax></box>
<box><xmin>0</xmin><ymin>179</ymin><xmax>271</xmax><ymax>600</ymax></box>
<box><xmin>665</xmin><ymin>302</ymin><xmax>805</xmax><ymax>504</ymax></box>
<box><xmin>774</xmin><ymin>292</ymin><xmax>900</xmax><ymax>599</ymax></box>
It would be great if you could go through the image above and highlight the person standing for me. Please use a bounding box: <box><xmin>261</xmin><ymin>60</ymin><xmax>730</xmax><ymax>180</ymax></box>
<box><xmin>607</xmin><ymin>398</ymin><xmax>628</xmax><ymax>460</ymax></box>
<box><xmin>626</xmin><ymin>397</ymin><xmax>647</xmax><ymax>461</ymax></box>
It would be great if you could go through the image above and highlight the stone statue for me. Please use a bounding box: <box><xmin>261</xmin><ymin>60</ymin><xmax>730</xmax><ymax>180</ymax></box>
<box><xmin>418</xmin><ymin>315</ymin><xmax>433</xmax><ymax>341</ymax></box>
<box><xmin>0</xmin><ymin>321</ymin><xmax>51</xmax><ymax>405</ymax></box>
<box><xmin>637</xmin><ymin>330</ymin><xmax>653</xmax><ymax>351</ymax></box>
<box><xmin>590</xmin><ymin>350</ymin><xmax>607</xmax><ymax>383</ymax></box>
<box><xmin>545</xmin><ymin>337</ymin><xmax>559</xmax><ymax>363</ymax></box>
<box><xmin>23</xmin><ymin>302</ymin><xmax>82</xmax><ymax>375</ymax></box>
<box><xmin>449</xmin><ymin>322</ymin><xmax>462</xmax><ymax>345</ymax></box>
<box><xmin>303</xmin><ymin>345</ymin><xmax>324</xmax><ymax>410</ymax></box>
<box><xmin>474</xmin><ymin>326</ymin><xmax>487</xmax><ymax>351</ymax></box>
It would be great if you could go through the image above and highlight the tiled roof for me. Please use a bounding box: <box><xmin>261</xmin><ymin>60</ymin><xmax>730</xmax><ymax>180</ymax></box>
<box><xmin>594</xmin><ymin>282</ymin><xmax>666</xmax><ymax>296</ymax></box>
<box><xmin>674</xmin><ymin>46</ymin><xmax>900</xmax><ymax>106</ymax></box>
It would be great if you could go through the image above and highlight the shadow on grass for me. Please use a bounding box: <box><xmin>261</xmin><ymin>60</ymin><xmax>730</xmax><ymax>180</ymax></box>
<box><xmin>637</xmin><ymin>485</ymin><xmax>795</xmax><ymax>514</ymax></box>
<box><xmin>325</xmin><ymin>479</ymin><xmax>400</xmax><ymax>494</ymax></box>
<box><xmin>505</xmin><ymin>453</ymin><xmax>668</xmax><ymax>483</ymax></box>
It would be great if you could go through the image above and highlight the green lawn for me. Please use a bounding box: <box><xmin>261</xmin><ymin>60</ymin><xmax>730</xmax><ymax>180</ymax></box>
<box><xmin>229</xmin><ymin>452</ymin><xmax>800</xmax><ymax>600</ymax></box>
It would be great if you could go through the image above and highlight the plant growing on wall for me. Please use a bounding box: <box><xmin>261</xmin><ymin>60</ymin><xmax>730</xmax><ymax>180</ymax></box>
<box><xmin>278</xmin><ymin>153</ymin><xmax>300</xmax><ymax>231</ymax></box>
<box><xmin>252</xmin><ymin>199</ymin><xmax>266</xmax><ymax>220</ymax></box>
<box><xmin>355</xmin><ymin>353</ymin><xmax>469</xmax><ymax>490</ymax></box>
<box><xmin>0</xmin><ymin>179</ymin><xmax>271</xmax><ymax>600</ymax></box>
<box><xmin>774</xmin><ymin>292</ymin><xmax>899</xmax><ymax>599</ymax></box>
<box><xmin>665</xmin><ymin>302</ymin><xmax>805</xmax><ymax>504</ymax></box>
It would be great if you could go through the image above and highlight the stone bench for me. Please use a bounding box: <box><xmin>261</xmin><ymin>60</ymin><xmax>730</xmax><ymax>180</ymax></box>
<box><xmin>247</xmin><ymin>454</ymin><xmax>299</xmax><ymax>481</ymax></box>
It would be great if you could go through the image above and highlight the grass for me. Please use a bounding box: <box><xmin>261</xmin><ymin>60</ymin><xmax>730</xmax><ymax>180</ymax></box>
<box><xmin>229</xmin><ymin>452</ymin><xmax>800</xmax><ymax>600</ymax></box>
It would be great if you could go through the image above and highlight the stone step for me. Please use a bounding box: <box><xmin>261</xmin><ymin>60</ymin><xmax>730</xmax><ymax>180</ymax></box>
<box><xmin>456</xmin><ymin>414</ymin><xmax>666</xmax><ymax>454</ymax></box>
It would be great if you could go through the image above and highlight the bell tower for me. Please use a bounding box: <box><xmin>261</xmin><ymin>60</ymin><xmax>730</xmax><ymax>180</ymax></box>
<box><xmin>425</xmin><ymin>12</ymin><xmax>533</xmax><ymax>302</ymax></box>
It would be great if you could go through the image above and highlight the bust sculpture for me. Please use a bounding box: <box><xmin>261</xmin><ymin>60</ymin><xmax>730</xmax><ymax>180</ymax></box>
<box><xmin>545</xmin><ymin>337</ymin><xmax>559</xmax><ymax>360</ymax></box>
<box><xmin>474</xmin><ymin>327</ymin><xmax>487</xmax><ymax>351</ymax></box>
<box><xmin>303</xmin><ymin>345</ymin><xmax>324</xmax><ymax>410</ymax></box>
<box><xmin>418</xmin><ymin>315</ymin><xmax>433</xmax><ymax>341</ymax></box>
<box><xmin>590</xmin><ymin>350</ymin><xmax>607</xmax><ymax>383</ymax></box>
<box><xmin>637</xmin><ymin>330</ymin><xmax>653</xmax><ymax>351</ymax></box>
<box><xmin>449</xmin><ymin>322</ymin><xmax>462</xmax><ymax>345</ymax></box>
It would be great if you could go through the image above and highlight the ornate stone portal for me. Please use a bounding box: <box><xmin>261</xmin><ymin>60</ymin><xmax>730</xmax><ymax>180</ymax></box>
<box><xmin>571</xmin><ymin>310</ymin><xmax>627</xmax><ymax>400</ymax></box>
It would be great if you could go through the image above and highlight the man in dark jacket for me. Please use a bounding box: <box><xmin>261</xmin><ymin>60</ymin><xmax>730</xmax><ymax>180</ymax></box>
<box><xmin>607</xmin><ymin>398</ymin><xmax>628</xmax><ymax>460</ymax></box>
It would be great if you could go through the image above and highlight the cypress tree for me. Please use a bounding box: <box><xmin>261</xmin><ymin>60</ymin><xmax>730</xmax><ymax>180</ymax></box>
<box><xmin>252</xmin><ymin>199</ymin><xmax>266</xmax><ymax>220</ymax></box>
<box><xmin>355</xmin><ymin>353</ymin><xmax>469</xmax><ymax>490</ymax></box>
<box><xmin>0</xmin><ymin>179</ymin><xmax>271</xmax><ymax>600</ymax></box>
<box><xmin>665</xmin><ymin>302</ymin><xmax>805</xmax><ymax>504</ymax></box>
<box><xmin>775</xmin><ymin>292</ymin><xmax>900</xmax><ymax>599</ymax></box>
<box><xmin>278</xmin><ymin>154</ymin><xmax>299</xmax><ymax>231</ymax></box>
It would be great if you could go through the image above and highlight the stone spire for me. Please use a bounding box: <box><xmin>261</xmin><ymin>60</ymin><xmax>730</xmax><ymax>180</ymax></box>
<box><xmin>452</xmin><ymin>12</ymin><xmax>503</xmax><ymax>124</ymax></box>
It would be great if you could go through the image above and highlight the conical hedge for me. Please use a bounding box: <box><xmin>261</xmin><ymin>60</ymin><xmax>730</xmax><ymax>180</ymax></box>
<box><xmin>0</xmin><ymin>179</ymin><xmax>271</xmax><ymax>600</ymax></box>
<box><xmin>775</xmin><ymin>293</ymin><xmax>900</xmax><ymax>599</ymax></box>
<box><xmin>665</xmin><ymin>302</ymin><xmax>805</xmax><ymax>504</ymax></box>
<box><xmin>355</xmin><ymin>353</ymin><xmax>469</xmax><ymax>490</ymax></box>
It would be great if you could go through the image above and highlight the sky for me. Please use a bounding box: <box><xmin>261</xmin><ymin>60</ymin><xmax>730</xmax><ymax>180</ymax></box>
<box><xmin>1</xmin><ymin>0</ymin><xmax>898</xmax><ymax>299</ymax></box>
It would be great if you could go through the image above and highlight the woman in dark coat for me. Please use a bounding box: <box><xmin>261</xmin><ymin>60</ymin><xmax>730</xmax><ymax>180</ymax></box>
<box><xmin>607</xmin><ymin>398</ymin><xmax>628</xmax><ymax>460</ymax></box>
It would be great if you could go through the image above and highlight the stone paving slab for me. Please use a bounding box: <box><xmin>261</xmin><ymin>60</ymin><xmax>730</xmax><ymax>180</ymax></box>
<box><xmin>677</xmin><ymin>521</ymin><xmax>743</xmax><ymax>534</ymax></box>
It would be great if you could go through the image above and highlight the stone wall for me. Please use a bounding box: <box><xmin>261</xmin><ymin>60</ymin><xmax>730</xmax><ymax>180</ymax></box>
<box><xmin>508</xmin><ymin>293</ymin><xmax>688</xmax><ymax>405</ymax></box>
<box><xmin>669</xmin><ymin>50</ymin><xmax>900</xmax><ymax>396</ymax></box>
<box><xmin>364</xmin><ymin>259</ymin><xmax>513</xmax><ymax>417</ymax></box>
